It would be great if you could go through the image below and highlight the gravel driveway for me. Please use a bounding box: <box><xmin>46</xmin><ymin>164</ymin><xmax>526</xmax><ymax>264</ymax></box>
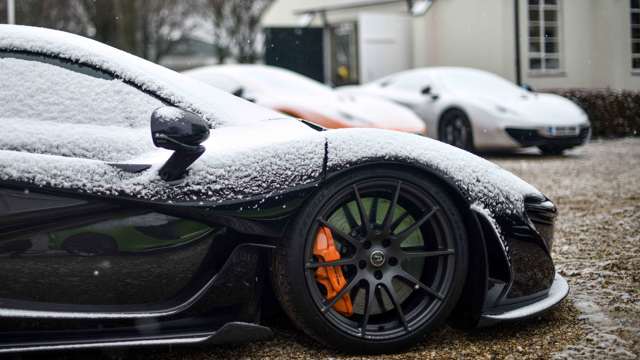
<box><xmin>23</xmin><ymin>138</ymin><xmax>640</xmax><ymax>360</ymax></box>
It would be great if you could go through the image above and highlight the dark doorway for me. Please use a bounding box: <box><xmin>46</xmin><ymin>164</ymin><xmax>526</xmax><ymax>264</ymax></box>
<box><xmin>264</xmin><ymin>27</ymin><xmax>325</xmax><ymax>83</ymax></box>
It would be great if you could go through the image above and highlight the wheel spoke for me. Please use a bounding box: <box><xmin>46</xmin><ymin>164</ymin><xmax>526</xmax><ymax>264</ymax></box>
<box><xmin>321</xmin><ymin>276</ymin><xmax>360</xmax><ymax>313</ymax></box>
<box><xmin>360</xmin><ymin>282</ymin><xmax>376</xmax><ymax>336</ymax></box>
<box><xmin>395</xmin><ymin>270</ymin><xmax>444</xmax><ymax>301</ymax></box>
<box><xmin>341</xmin><ymin>204</ymin><xmax>359</xmax><ymax>230</ymax></box>
<box><xmin>390</xmin><ymin>211</ymin><xmax>412</xmax><ymax>233</ymax></box>
<box><xmin>403</xmin><ymin>249</ymin><xmax>455</xmax><ymax>259</ymax></box>
<box><xmin>306</xmin><ymin>257</ymin><xmax>357</xmax><ymax>269</ymax></box>
<box><xmin>382</xmin><ymin>181</ymin><xmax>402</xmax><ymax>234</ymax></box>
<box><xmin>394</xmin><ymin>207</ymin><xmax>439</xmax><ymax>242</ymax></box>
<box><xmin>317</xmin><ymin>218</ymin><xmax>359</xmax><ymax>248</ymax></box>
<box><xmin>369</xmin><ymin>197</ymin><xmax>379</xmax><ymax>225</ymax></box>
<box><xmin>382</xmin><ymin>282</ymin><xmax>409</xmax><ymax>331</ymax></box>
<box><xmin>352</xmin><ymin>185</ymin><xmax>370</xmax><ymax>233</ymax></box>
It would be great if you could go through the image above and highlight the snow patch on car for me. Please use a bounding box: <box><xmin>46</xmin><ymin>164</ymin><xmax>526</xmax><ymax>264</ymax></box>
<box><xmin>0</xmin><ymin>25</ymin><xmax>287</xmax><ymax>128</ymax></box>
<box><xmin>0</xmin><ymin>118</ymin><xmax>154</xmax><ymax>162</ymax></box>
<box><xmin>0</xmin><ymin>56</ymin><xmax>164</xmax><ymax>128</ymax></box>
<box><xmin>0</xmin><ymin>122</ymin><xmax>325</xmax><ymax>203</ymax></box>
<box><xmin>325</xmin><ymin>128</ymin><xmax>541</xmax><ymax>215</ymax></box>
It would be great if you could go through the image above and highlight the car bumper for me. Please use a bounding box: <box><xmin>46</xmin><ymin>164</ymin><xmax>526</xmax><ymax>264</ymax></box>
<box><xmin>478</xmin><ymin>273</ymin><xmax>569</xmax><ymax>327</ymax></box>
<box><xmin>505</xmin><ymin>126</ymin><xmax>590</xmax><ymax>148</ymax></box>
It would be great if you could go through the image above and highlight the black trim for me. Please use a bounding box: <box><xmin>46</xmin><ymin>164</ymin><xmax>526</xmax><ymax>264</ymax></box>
<box><xmin>505</xmin><ymin>126</ymin><xmax>590</xmax><ymax>148</ymax></box>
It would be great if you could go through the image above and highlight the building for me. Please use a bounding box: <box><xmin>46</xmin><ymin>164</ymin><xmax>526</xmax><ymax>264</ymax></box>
<box><xmin>262</xmin><ymin>0</ymin><xmax>639</xmax><ymax>90</ymax></box>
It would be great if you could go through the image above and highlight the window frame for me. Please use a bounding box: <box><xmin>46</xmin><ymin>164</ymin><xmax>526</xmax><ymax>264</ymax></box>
<box><xmin>631</xmin><ymin>0</ymin><xmax>640</xmax><ymax>73</ymax></box>
<box><xmin>526</xmin><ymin>0</ymin><xmax>564</xmax><ymax>76</ymax></box>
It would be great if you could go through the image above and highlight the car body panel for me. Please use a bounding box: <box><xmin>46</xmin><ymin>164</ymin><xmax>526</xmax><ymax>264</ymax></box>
<box><xmin>338</xmin><ymin>67</ymin><xmax>590</xmax><ymax>151</ymax></box>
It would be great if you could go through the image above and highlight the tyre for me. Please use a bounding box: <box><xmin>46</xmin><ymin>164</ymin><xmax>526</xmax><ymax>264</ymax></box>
<box><xmin>538</xmin><ymin>145</ymin><xmax>570</xmax><ymax>155</ymax></box>
<box><xmin>438</xmin><ymin>109</ymin><xmax>474</xmax><ymax>151</ymax></box>
<box><xmin>271</xmin><ymin>167</ymin><xmax>468</xmax><ymax>353</ymax></box>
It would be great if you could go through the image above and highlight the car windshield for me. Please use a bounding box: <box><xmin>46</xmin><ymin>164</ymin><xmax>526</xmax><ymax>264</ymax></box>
<box><xmin>438</xmin><ymin>69</ymin><xmax>521</xmax><ymax>96</ymax></box>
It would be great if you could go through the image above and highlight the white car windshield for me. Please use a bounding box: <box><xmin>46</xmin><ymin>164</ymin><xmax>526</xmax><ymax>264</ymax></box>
<box><xmin>438</xmin><ymin>69</ymin><xmax>522</xmax><ymax>96</ymax></box>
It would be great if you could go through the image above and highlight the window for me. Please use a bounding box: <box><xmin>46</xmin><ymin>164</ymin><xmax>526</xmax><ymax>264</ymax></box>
<box><xmin>0</xmin><ymin>52</ymin><xmax>163</xmax><ymax>129</ymax></box>
<box><xmin>527</xmin><ymin>0</ymin><xmax>562</xmax><ymax>73</ymax></box>
<box><xmin>0</xmin><ymin>52</ymin><xmax>164</xmax><ymax>161</ymax></box>
<box><xmin>632</xmin><ymin>0</ymin><xmax>640</xmax><ymax>70</ymax></box>
<box><xmin>330</xmin><ymin>22</ymin><xmax>359</xmax><ymax>86</ymax></box>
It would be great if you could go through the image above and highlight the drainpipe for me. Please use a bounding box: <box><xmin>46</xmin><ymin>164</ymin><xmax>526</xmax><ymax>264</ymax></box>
<box><xmin>7</xmin><ymin>0</ymin><xmax>15</xmax><ymax>24</ymax></box>
<box><xmin>514</xmin><ymin>0</ymin><xmax>522</xmax><ymax>85</ymax></box>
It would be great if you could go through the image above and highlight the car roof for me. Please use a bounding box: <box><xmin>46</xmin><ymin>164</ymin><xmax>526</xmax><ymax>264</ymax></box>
<box><xmin>0</xmin><ymin>25</ymin><xmax>286</xmax><ymax>128</ymax></box>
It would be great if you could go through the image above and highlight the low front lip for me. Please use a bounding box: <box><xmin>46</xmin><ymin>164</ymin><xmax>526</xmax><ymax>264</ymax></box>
<box><xmin>504</xmin><ymin>125</ymin><xmax>591</xmax><ymax>147</ymax></box>
<box><xmin>478</xmin><ymin>273</ymin><xmax>569</xmax><ymax>326</ymax></box>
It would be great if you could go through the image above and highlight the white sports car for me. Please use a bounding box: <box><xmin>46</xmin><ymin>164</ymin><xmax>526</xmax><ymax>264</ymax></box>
<box><xmin>184</xmin><ymin>65</ymin><xmax>427</xmax><ymax>135</ymax></box>
<box><xmin>339</xmin><ymin>67</ymin><xmax>591</xmax><ymax>154</ymax></box>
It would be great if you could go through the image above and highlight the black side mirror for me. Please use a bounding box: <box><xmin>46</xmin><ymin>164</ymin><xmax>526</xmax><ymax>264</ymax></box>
<box><xmin>151</xmin><ymin>106</ymin><xmax>210</xmax><ymax>182</ymax></box>
<box><xmin>421</xmin><ymin>86</ymin><xmax>431</xmax><ymax>95</ymax></box>
<box><xmin>232</xmin><ymin>87</ymin><xmax>245</xmax><ymax>98</ymax></box>
<box><xmin>522</xmin><ymin>84</ymin><xmax>535</xmax><ymax>92</ymax></box>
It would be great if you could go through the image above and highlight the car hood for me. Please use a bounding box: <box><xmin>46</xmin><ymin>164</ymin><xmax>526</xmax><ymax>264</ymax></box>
<box><xmin>470</xmin><ymin>92</ymin><xmax>588</xmax><ymax>127</ymax></box>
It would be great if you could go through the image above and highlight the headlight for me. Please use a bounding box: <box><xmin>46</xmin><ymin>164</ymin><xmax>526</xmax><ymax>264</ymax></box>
<box><xmin>525</xmin><ymin>197</ymin><xmax>557</xmax><ymax>250</ymax></box>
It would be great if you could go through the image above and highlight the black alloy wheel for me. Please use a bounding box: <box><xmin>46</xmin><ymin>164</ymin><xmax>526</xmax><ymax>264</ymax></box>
<box><xmin>272</xmin><ymin>168</ymin><xmax>468</xmax><ymax>353</ymax></box>
<box><xmin>438</xmin><ymin>109</ymin><xmax>474</xmax><ymax>151</ymax></box>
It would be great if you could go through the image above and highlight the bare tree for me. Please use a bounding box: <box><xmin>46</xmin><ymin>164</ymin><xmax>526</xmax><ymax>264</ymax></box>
<box><xmin>7</xmin><ymin>0</ymin><xmax>89</xmax><ymax>33</ymax></box>
<box><xmin>205</xmin><ymin>0</ymin><xmax>274</xmax><ymax>63</ymax></box>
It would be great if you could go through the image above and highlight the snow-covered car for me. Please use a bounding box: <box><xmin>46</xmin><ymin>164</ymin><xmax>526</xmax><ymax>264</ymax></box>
<box><xmin>184</xmin><ymin>64</ymin><xmax>427</xmax><ymax>135</ymax></box>
<box><xmin>339</xmin><ymin>67</ymin><xmax>590</xmax><ymax>154</ymax></box>
<box><xmin>0</xmin><ymin>25</ymin><xmax>567</xmax><ymax>354</ymax></box>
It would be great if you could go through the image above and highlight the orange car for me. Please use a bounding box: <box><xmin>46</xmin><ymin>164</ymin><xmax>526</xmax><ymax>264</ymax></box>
<box><xmin>184</xmin><ymin>65</ymin><xmax>427</xmax><ymax>135</ymax></box>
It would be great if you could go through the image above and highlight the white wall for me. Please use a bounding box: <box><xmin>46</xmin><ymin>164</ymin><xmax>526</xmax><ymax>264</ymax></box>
<box><xmin>520</xmin><ymin>0</ymin><xmax>639</xmax><ymax>90</ymax></box>
<box><xmin>358</xmin><ymin>13</ymin><xmax>413</xmax><ymax>82</ymax></box>
<box><xmin>414</xmin><ymin>0</ymin><xmax>516</xmax><ymax>82</ymax></box>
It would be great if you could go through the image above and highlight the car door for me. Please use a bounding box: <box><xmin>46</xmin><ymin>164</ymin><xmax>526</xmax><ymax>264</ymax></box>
<box><xmin>375</xmin><ymin>72</ymin><xmax>440</xmax><ymax>134</ymax></box>
<box><xmin>0</xmin><ymin>51</ymin><xmax>220</xmax><ymax>317</ymax></box>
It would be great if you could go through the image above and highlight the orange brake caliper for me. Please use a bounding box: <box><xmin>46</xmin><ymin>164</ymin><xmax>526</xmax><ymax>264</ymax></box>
<box><xmin>313</xmin><ymin>226</ymin><xmax>353</xmax><ymax>316</ymax></box>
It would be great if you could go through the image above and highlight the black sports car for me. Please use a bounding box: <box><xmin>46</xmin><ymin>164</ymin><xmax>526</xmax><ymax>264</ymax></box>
<box><xmin>0</xmin><ymin>25</ymin><xmax>568</xmax><ymax>354</ymax></box>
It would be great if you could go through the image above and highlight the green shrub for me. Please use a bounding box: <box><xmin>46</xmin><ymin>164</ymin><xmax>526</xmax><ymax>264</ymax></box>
<box><xmin>544</xmin><ymin>88</ymin><xmax>640</xmax><ymax>138</ymax></box>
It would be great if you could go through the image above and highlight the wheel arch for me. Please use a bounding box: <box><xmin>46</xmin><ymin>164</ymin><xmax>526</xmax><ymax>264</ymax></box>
<box><xmin>323</xmin><ymin>160</ymin><xmax>501</xmax><ymax>326</ymax></box>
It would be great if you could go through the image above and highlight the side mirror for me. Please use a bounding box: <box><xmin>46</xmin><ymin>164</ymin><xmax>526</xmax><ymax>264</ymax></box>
<box><xmin>420</xmin><ymin>86</ymin><xmax>432</xmax><ymax>95</ymax></box>
<box><xmin>232</xmin><ymin>87</ymin><xmax>245</xmax><ymax>98</ymax></box>
<box><xmin>522</xmin><ymin>84</ymin><xmax>535</xmax><ymax>92</ymax></box>
<box><xmin>151</xmin><ymin>106</ymin><xmax>210</xmax><ymax>182</ymax></box>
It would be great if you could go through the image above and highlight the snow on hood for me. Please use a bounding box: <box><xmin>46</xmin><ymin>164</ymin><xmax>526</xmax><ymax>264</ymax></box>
<box><xmin>325</xmin><ymin>128</ymin><xmax>541</xmax><ymax>215</ymax></box>
<box><xmin>0</xmin><ymin>25</ymin><xmax>286</xmax><ymax>128</ymax></box>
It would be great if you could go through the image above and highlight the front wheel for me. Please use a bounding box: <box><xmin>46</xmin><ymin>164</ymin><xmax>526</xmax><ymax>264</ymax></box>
<box><xmin>271</xmin><ymin>168</ymin><xmax>468</xmax><ymax>353</ymax></box>
<box><xmin>438</xmin><ymin>109</ymin><xmax>474</xmax><ymax>151</ymax></box>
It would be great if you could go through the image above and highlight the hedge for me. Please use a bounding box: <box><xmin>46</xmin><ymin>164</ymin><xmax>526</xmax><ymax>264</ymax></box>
<box><xmin>544</xmin><ymin>88</ymin><xmax>640</xmax><ymax>138</ymax></box>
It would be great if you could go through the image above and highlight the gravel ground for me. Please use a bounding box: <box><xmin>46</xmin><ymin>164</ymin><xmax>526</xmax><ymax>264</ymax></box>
<box><xmin>19</xmin><ymin>138</ymin><xmax>640</xmax><ymax>360</ymax></box>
